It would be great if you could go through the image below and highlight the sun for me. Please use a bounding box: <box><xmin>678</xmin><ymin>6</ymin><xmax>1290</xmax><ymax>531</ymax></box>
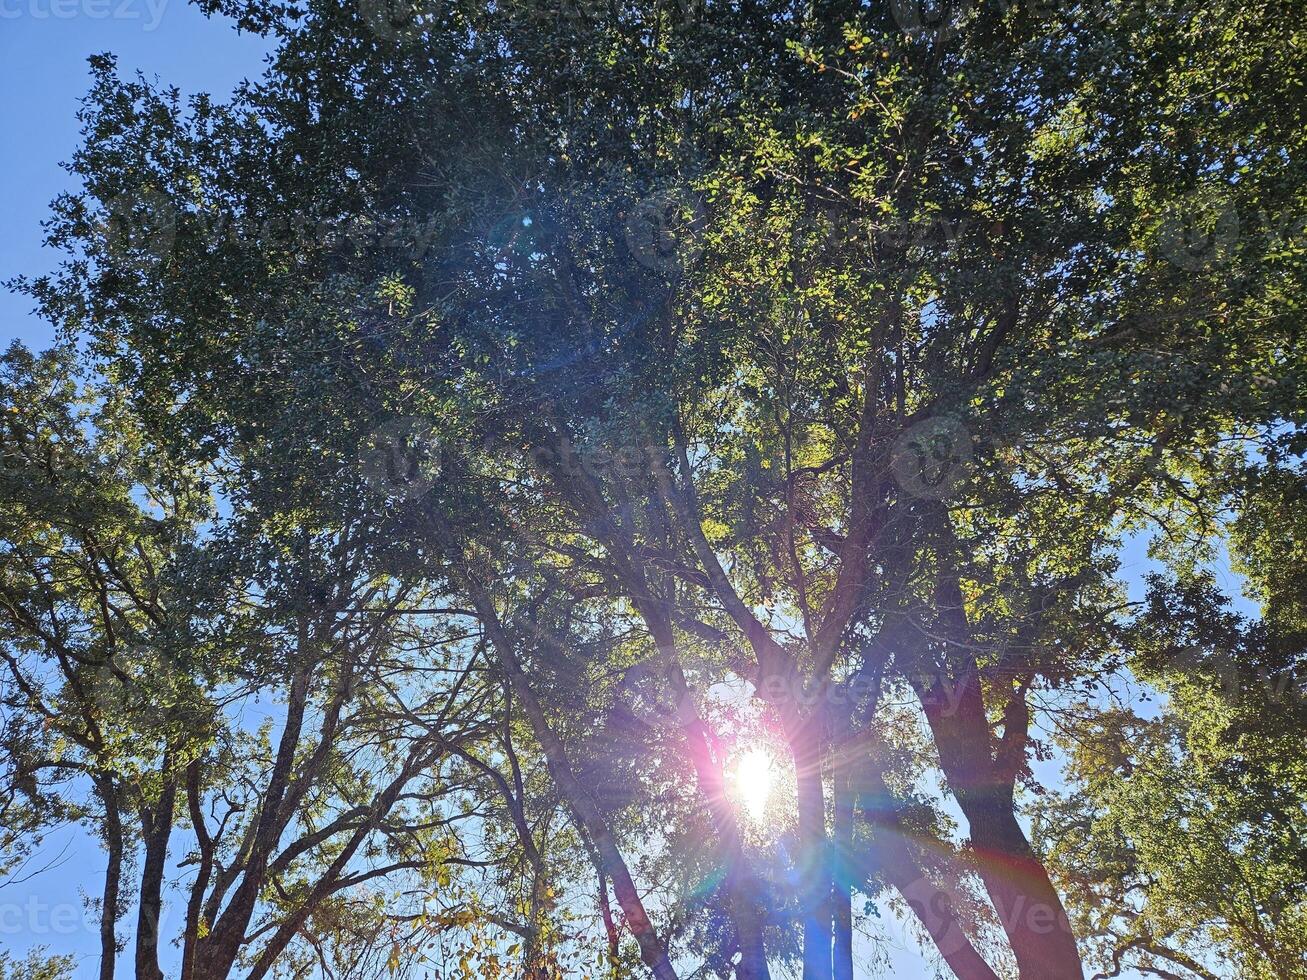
<box><xmin>733</xmin><ymin>746</ymin><xmax>776</xmax><ymax>821</ymax></box>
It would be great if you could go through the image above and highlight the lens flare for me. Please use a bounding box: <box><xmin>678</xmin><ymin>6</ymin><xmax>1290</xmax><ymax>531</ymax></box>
<box><xmin>734</xmin><ymin>746</ymin><xmax>775</xmax><ymax>821</ymax></box>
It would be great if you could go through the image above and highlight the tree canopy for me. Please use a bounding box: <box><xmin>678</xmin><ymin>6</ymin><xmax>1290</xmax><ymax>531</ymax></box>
<box><xmin>3</xmin><ymin>1</ymin><xmax>1305</xmax><ymax>978</ymax></box>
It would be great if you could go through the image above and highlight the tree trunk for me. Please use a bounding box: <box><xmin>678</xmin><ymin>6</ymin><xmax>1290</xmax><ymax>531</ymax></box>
<box><xmin>93</xmin><ymin>776</ymin><xmax>122</xmax><ymax>980</ymax></box>
<box><xmin>135</xmin><ymin>776</ymin><xmax>177</xmax><ymax>980</ymax></box>
<box><xmin>831</xmin><ymin>764</ymin><xmax>854</xmax><ymax>980</ymax></box>
<box><xmin>792</xmin><ymin>730</ymin><xmax>832</xmax><ymax>980</ymax></box>
<box><xmin>916</xmin><ymin>668</ymin><xmax>1083</xmax><ymax>980</ymax></box>
<box><xmin>193</xmin><ymin>667</ymin><xmax>314</xmax><ymax>980</ymax></box>
<box><xmin>599</xmin><ymin>872</ymin><xmax>621</xmax><ymax>978</ymax></box>
<box><xmin>181</xmin><ymin>759</ymin><xmax>214</xmax><ymax>980</ymax></box>
<box><xmin>854</xmin><ymin>764</ymin><xmax>1001</xmax><ymax>980</ymax></box>
<box><xmin>962</xmin><ymin>790</ymin><xmax>1083</xmax><ymax>980</ymax></box>
<box><xmin>916</xmin><ymin>558</ymin><xmax>1085</xmax><ymax>980</ymax></box>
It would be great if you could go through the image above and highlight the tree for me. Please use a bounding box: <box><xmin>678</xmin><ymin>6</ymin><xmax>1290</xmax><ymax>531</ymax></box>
<box><xmin>0</xmin><ymin>345</ymin><xmax>557</xmax><ymax>979</ymax></box>
<box><xmin>7</xmin><ymin>0</ymin><xmax>1306</xmax><ymax>977</ymax></box>
<box><xmin>1038</xmin><ymin>527</ymin><xmax>1307</xmax><ymax>979</ymax></box>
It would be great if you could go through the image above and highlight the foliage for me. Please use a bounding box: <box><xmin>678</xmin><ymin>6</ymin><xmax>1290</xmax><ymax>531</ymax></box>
<box><xmin>0</xmin><ymin>950</ymin><xmax>74</xmax><ymax>980</ymax></box>
<box><xmin>3</xmin><ymin>0</ymin><xmax>1306</xmax><ymax>978</ymax></box>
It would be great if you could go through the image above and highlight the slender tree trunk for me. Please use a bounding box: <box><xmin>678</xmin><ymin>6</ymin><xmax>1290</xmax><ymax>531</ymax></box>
<box><xmin>93</xmin><ymin>776</ymin><xmax>122</xmax><ymax>980</ymax></box>
<box><xmin>465</xmin><ymin>580</ymin><xmax>679</xmax><ymax>980</ymax></box>
<box><xmin>538</xmin><ymin>431</ymin><xmax>769</xmax><ymax>975</ymax></box>
<box><xmin>193</xmin><ymin>666</ymin><xmax>313</xmax><ymax>980</ymax></box>
<box><xmin>135</xmin><ymin>775</ymin><xmax>177</xmax><ymax>980</ymax></box>
<box><xmin>181</xmin><ymin>759</ymin><xmax>214</xmax><ymax>980</ymax></box>
<box><xmin>854</xmin><ymin>765</ymin><xmax>1001</xmax><ymax>980</ymax></box>
<box><xmin>525</xmin><ymin>853</ymin><xmax>546</xmax><ymax>970</ymax></box>
<box><xmin>831</xmin><ymin>764</ymin><xmax>854</xmax><ymax>980</ymax></box>
<box><xmin>535</xmin><ymin>430</ymin><xmax>767</xmax><ymax>976</ymax></box>
<box><xmin>722</xmin><ymin>841</ymin><xmax>771</xmax><ymax>980</ymax></box>
<box><xmin>657</xmin><ymin>648</ymin><xmax>770</xmax><ymax>980</ymax></box>
<box><xmin>243</xmin><ymin>743</ymin><xmax>442</xmax><ymax>980</ymax></box>
<box><xmin>598</xmin><ymin>872</ymin><xmax>621</xmax><ymax>979</ymax></box>
<box><xmin>792</xmin><ymin>729</ymin><xmax>832</xmax><ymax>980</ymax></box>
<box><xmin>878</xmin><ymin>853</ymin><xmax>1002</xmax><ymax>980</ymax></box>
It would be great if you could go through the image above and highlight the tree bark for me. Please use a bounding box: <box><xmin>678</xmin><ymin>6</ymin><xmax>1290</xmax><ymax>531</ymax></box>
<box><xmin>962</xmin><ymin>789</ymin><xmax>1083</xmax><ymax>980</ymax></box>
<box><xmin>181</xmin><ymin>759</ymin><xmax>214</xmax><ymax>980</ymax></box>
<box><xmin>854</xmin><ymin>765</ymin><xmax>1001</xmax><ymax>980</ymax></box>
<box><xmin>916</xmin><ymin>667</ymin><xmax>1083</xmax><ymax>980</ymax></box>
<box><xmin>192</xmin><ymin>666</ymin><xmax>313</xmax><ymax>980</ymax></box>
<box><xmin>134</xmin><ymin>774</ymin><xmax>176</xmax><ymax>980</ymax></box>
<box><xmin>598</xmin><ymin>872</ymin><xmax>621</xmax><ymax>979</ymax></box>
<box><xmin>793</xmin><ymin>728</ymin><xmax>833</xmax><ymax>980</ymax></box>
<box><xmin>93</xmin><ymin>775</ymin><xmax>122</xmax><ymax>980</ymax></box>
<box><xmin>913</xmin><ymin>552</ymin><xmax>1085</xmax><ymax>980</ymax></box>
<box><xmin>831</xmin><ymin>762</ymin><xmax>854</xmax><ymax>980</ymax></box>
